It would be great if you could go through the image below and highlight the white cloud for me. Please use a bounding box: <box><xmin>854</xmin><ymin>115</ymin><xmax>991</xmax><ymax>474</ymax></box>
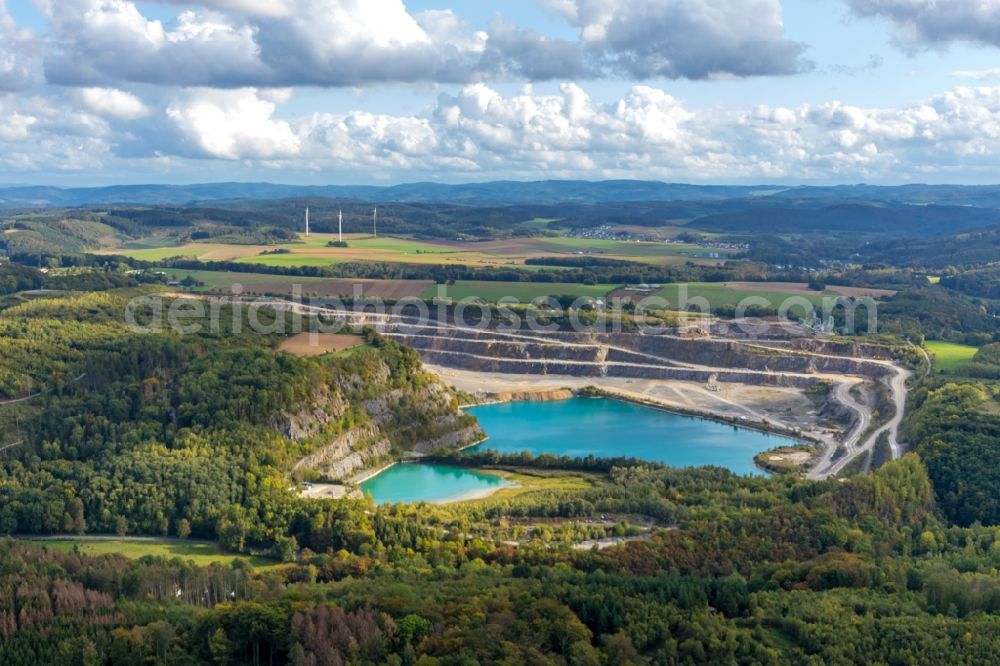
<box><xmin>847</xmin><ymin>0</ymin><xmax>1000</xmax><ymax>50</ymax></box>
<box><xmin>166</xmin><ymin>88</ymin><xmax>300</xmax><ymax>159</ymax></box>
<box><xmin>543</xmin><ymin>0</ymin><xmax>809</xmax><ymax>79</ymax></box>
<box><xmin>78</xmin><ymin>87</ymin><xmax>151</xmax><ymax>119</ymax></box>
<box><xmin>34</xmin><ymin>0</ymin><xmax>808</xmax><ymax>88</ymax></box>
<box><xmin>954</xmin><ymin>68</ymin><xmax>1000</xmax><ymax>81</ymax></box>
<box><xmin>9</xmin><ymin>80</ymin><xmax>1000</xmax><ymax>182</ymax></box>
<box><xmin>255</xmin><ymin>83</ymin><xmax>1000</xmax><ymax>180</ymax></box>
<box><xmin>159</xmin><ymin>0</ymin><xmax>294</xmax><ymax>17</ymax></box>
<box><xmin>0</xmin><ymin>93</ymin><xmax>111</xmax><ymax>172</ymax></box>
<box><xmin>0</xmin><ymin>0</ymin><xmax>43</xmax><ymax>90</ymax></box>
<box><xmin>41</xmin><ymin>1</ymin><xmax>269</xmax><ymax>87</ymax></box>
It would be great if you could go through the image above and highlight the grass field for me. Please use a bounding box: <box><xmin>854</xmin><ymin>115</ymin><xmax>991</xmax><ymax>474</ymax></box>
<box><xmin>102</xmin><ymin>231</ymin><xmax>731</xmax><ymax>270</ymax></box>
<box><xmin>519</xmin><ymin>218</ymin><xmax>559</xmax><ymax>229</ymax></box>
<box><xmin>926</xmin><ymin>340</ymin><xmax>979</xmax><ymax>373</ymax></box>
<box><xmin>466</xmin><ymin>470</ymin><xmax>596</xmax><ymax>502</ymax></box>
<box><xmin>423</xmin><ymin>280</ymin><xmax>617</xmax><ymax>302</ymax></box>
<box><xmin>24</xmin><ymin>537</ymin><xmax>282</xmax><ymax>569</ymax></box>
<box><xmin>108</xmin><ymin>234</ymin><xmax>513</xmax><ymax>268</ymax></box>
<box><xmin>649</xmin><ymin>282</ymin><xmax>836</xmax><ymax>311</ymax></box>
<box><xmin>161</xmin><ymin>269</ymin><xmax>431</xmax><ymax>299</ymax></box>
<box><xmin>536</xmin><ymin>236</ymin><xmax>733</xmax><ymax>257</ymax></box>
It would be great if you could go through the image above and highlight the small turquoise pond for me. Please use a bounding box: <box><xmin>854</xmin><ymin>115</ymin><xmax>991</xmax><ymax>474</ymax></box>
<box><xmin>360</xmin><ymin>463</ymin><xmax>513</xmax><ymax>504</ymax></box>
<box><xmin>361</xmin><ymin>398</ymin><xmax>794</xmax><ymax>504</ymax></box>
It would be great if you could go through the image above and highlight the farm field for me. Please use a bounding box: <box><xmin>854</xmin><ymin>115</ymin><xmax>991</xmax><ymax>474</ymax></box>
<box><xmin>23</xmin><ymin>537</ymin><xmax>282</xmax><ymax>569</ymax></box>
<box><xmin>162</xmin><ymin>269</ymin><xmax>432</xmax><ymax>299</ymax></box>
<box><xmin>278</xmin><ymin>333</ymin><xmax>365</xmax><ymax>357</ymax></box>
<box><xmin>100</xmin><ymin>232</ymin><xmax>728</xmax><ymax>269</ymax></box>
<box><xmin>105</xmin><ymin>234</ymin><xmax>520</xmax><ymax>268</ymax></box>
<box><xmin>644</xmin><ymin>282</ymin><xmax>841</xmax><ymax>311</ymax></box>
<box><xmin>423</xmin><ymin>280</ymin><xmax>618</xmax><ymax>303</ymax></box>
<box><xmin>518</xmin><ymin>217</ymin><xmax>559</xmax><ymax>230</ymax></box>
<box><xmin>533</xmin><ymin>235</ymin><xmax>734</xmax><ymax>258</ymax></box>
<box><xmin>926</xmin><ymin>340</ymin><xmax>979</xmax><ymax>373</ymax></box>
<box><xmin>723</xmin><ymin>282</ymin><xmax>896</xmax><ymax>299</ymax></box>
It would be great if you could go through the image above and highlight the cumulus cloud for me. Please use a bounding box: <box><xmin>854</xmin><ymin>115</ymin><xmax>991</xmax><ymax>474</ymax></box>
<box><xmin>41</xmin><ymin>1</ymin><xmax>269</xmax><ymax>87</ymax></box>
<box><xmin>273</xmin><ymin>84</ymin><xmax>1000</xmax><ymax>180</ymax></box>
<box><xmin>0</xmin><ymin>0</ymin><xmax>43</xmax><ymax>90</ymax></box>
<box><xmin>159</xmin><ymin>0</ymin><xmax>294</xmax><ymax>17</ymax></box>
<box><xmin>0</xmin><ymin>93</ymin><xmax>111</xmax><ymax>172</ymax></box>
<box><xmin>543</xmin><ymin>0</ymin><xmax>810</xmax><ymax>79</ymax></box>
<box><xmin>103</xmin><ymin>82</ymin><xmax>993</xmax><ymax>182</ymax></box>
<box><xmin>78</xmin><ymin>87</ymin><xmax>151</xmax><ymax>119</ymax></box>
<box><xmin>35</xmin><ymin>0</ymin><xmax>500</xmax><ymax>87</ymax></box>
<box><xmin>846</xmin><ymin>0</ymin><xmax>1000</xmax><ymax>49</ymax></box>
<box><xmin>166</xmin><ymin>88</ymin><xmax>300</xmax><ymax>159</ymax></box>
<box><xmin>7</xmin><ymin>77</ymin><xmax>1000</xmax><ymax>181</ymax></box>
<box><xmin>34</xmin><ymin>0</ymin><xmax>808</xmax><ymax>87</ymax></box>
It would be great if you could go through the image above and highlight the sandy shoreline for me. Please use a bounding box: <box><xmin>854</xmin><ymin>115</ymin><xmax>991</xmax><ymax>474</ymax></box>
<box><xmin>445</xmin><ymin>366</ymin><xmax>817</xmax><ymax>444</ymax></box>
<box><xmin>349</xmin><ymin>460</ymin><xmax>399</xmax><ymax>485</ymax></box>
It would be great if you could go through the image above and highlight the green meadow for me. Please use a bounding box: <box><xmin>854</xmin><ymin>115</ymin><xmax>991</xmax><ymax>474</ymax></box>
<box><xmin>24</xmin><ymin>537</ymin><xmax>282</xmax><ymax>569</ymax></box>
<box><xmin>423</xmin><ymin>280</ymin><xmax>617</xmax><ymax>303</ymax></box>
<box><xmin>652</xmin><ymin>282</ymin><xmax>830</xmax><ymax>311</ymax></box>
<box><xmin>926</xmin><ymin>340</ymin><xmax>980</xmax><ymax>373</ymax></box>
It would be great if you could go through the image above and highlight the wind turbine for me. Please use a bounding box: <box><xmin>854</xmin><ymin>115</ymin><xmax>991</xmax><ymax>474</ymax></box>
<box><xmin>373</xmin><ymin>207</ymin><xmax>378</xmax><ymax>238</ymax></box>
<box><xmin>338</xmin><ymin>208</ymin><xmax>343</xmax><ymax>242</ymax></box>
<box><xmin>305</xmin><ymin>207</ymin><xmax>310</xmax><ymax>237</ymax></box>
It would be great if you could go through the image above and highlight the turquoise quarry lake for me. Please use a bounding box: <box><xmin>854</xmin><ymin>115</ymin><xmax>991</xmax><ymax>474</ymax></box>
<box><xmin>360</xmin><ymin>463</ymin><xmax>513</xmax><ymax>504</ymax></box>
<box><xmin>361</xmin><ymin>398</ymin><xmax>793</xmax><ymax>504</ymax></box>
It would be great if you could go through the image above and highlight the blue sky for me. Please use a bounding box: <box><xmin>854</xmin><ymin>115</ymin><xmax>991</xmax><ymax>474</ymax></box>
<box><xmin>2</xmin><ymin>0</ymin><xmax>1000</xmax><ymax>185</ymax></box>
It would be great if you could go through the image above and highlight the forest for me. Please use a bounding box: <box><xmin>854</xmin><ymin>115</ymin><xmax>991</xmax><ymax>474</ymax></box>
<box><xmin>7</xmin><ymin>448</ymin><xmax>1000</xmax><ymax>664</ymax></box>
<box><xmin>0</xmin><ymin>286</ymin><xmax>996</xmax><ymax>663</ymax></box>
<box><xmin>2</xmin><ymin>185</ymin><xmax>1000</xmax><ymax>663</ymax></box>
<box><xmin>0</xmin><ymin>291</ymin><xmax>476</xmax><ymax>553</ymax></box>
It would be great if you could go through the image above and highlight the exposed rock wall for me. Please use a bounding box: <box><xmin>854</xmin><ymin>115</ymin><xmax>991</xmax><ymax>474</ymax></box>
<box><xmin>293</xmin><ymin>425</ymin><xmax>392</xmax><ymax>481</ymax></box>
<box><xmin>483</xmin><ymin>389</ymin><xmax>575</xmax><ymax>404</ymax></box>
<box><xmin>290</xmin><ymin>352</ymin><xmax>484</xmax><ymax>483</ymax></box>
<box><xmin>273</xmin><ymin>386</ymin><xmax>348</xmax><ymax>441</ymax></box>
<box><xmin>412</xmin><ymin>425</ymin><xmax>485</xmax><ymax>454</ymax></box>
<box><xmin>390</xmin><ymin>327</ymin><xmax>892</xmax><ymax>382</ymax></box>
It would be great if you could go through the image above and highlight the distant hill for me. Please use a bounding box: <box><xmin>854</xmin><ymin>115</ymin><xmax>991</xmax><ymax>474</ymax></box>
<box><xmin>693</xmin><ymin>203</ymin><xmax>1000</xmax><ymax>236</ymax></box>
<box><xmin>0</xmin><ymin>181</ymin><xmax>767</xmax><ymax>208</ymax></box>
<box><xmin>4</xmin><ymin>180</ymin><xmax>1000</xmax><ymax>209</ymax></box>
<box><xmin>862</xmin><ymin>225</ymin><xmax>1000</xmax><ymax>268</ymax></box>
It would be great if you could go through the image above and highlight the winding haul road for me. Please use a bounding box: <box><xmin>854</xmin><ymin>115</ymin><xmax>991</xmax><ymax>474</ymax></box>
<box><xmin>806</xmin><ymin>366</ymin><xmax>911</xmax><ymax>479</ymax></box>
<box><xmin>180</xmin><ymin>295</ymin><xmax>913</xmax><ymax>479</ymax></box>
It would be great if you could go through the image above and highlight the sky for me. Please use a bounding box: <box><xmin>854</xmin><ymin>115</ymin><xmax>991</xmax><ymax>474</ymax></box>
<box><xmin>2</xmin><ymin>0</ymin><xmax>1000</xmax><ymax>186</ymax></box>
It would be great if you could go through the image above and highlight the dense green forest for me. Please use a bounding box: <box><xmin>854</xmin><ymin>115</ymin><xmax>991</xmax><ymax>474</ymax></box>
<box><xmin>0</xmin><ymin>288</ymin><xmax>997</xmax><ymax>663</ymax></box>
<box><xmin>904</xmin><ymin>379</ymin><xmax>1000</xmax><ymax>527</ymax></box>
<box><xmin>8</xmin><ymin>451</ymin><xmax>1000</xmax><ymax>664</ymax></box>
<box><xmin>0</xmin><ymin>290</ymin><xmax>476</xmax><ymax>553</ymax></box>
<box><xmin>3</xmin><ymin>191</ymin><xmax>1000</xmax><ymax>663</ymax></box>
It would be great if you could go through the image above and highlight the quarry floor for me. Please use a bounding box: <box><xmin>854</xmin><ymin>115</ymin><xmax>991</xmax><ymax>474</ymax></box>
<box><xmin>426</xmin><ymin>365</ymin><xmax>836</xmax><ymax>444</ymax></box>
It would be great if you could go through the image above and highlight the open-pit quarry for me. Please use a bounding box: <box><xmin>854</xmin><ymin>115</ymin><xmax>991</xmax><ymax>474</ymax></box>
<box><xmin>198</xmin><ymin>296</ymin><xmax>914</xmax><ymax>479</ymax></box>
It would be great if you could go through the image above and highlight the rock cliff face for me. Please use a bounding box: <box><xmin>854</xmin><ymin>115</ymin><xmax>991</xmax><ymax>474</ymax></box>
<box><xmin>389</xmin><ymin>325</ymin><xmax>894</xmax><ymax>385</ymax></box>
<box><xmin>273</xmin><ymin>386</ymin><xmax>348</xmax><ymax>441</ymax></box>
<box><xmin>288</xmin><ymin>351</ymin><xmax>484</xmax><ymax>482</ymax></box>
<box><xmin>293</xmin><ymin>425</ymin><xmax>391</xmax><ymax>481</ymax></box>
<box><xmin>482</xmin><ymin>389</ymin><xmax>575</xmax><ymax>404</ymax></box>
